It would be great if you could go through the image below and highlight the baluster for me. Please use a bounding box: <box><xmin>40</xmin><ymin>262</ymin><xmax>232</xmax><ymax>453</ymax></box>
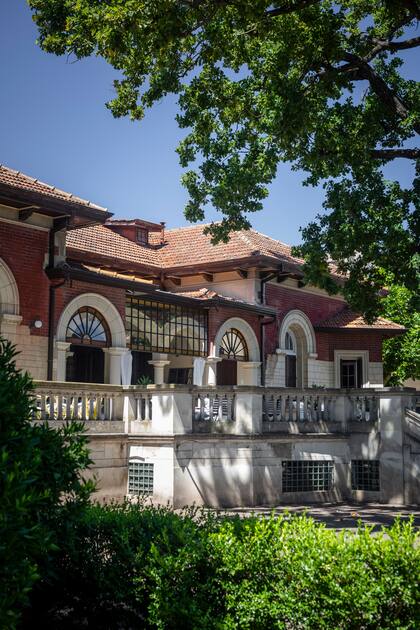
<box><xmin>274</xmin><ymin>394</ymin><xmax>280</xmax><ymax>421</ymax></box>
<box><xmin>57</xmin><ymin>394</ymin><xmax>63</xmax><ymax>421</ymax></box>
<box><xmin>40</xmin><ymin>393</ymin><xmax>46</xmax><ymax>421</ymax></box>
<box><xmin>280</xmin><ymin>394</ymin><xmax>286</xmax><ymax>421</ymax></box>
<box><xmin>80</xmin><ymin>395</ymin><xmax>87</xmax><ymax>421</ymax></box>
<box><xmin>361</xmin><ymin>396</ymin><xmax>367</xmax><ymax>421</ymax></box>
<box><xmin>65</xmin><ymin>393</ymin><xmax>71</xmax><ymax>420</ymax></box>
<box><xmin>226</xmin><ymin>394</ymin><xmax>233</xmax><ymax>421</ymax></box>
<box><xmin>219</xmin><ymin>395</ymin><xmax>225</xmax><ymax>421</ymax></box>
<box><xmin>144</xmin><ymin>395</ymin><xmax>151</xmax><ymax>421</ymax></box>
<box><xmin>137</xmin><ymin>395</ymin><xmax>143</xmax><ymax>421</ymax></box>
<box><xmin>301</xmin><ymin>395</ymin><xmax>306</xmax><ymax>421</ymax></box>
<box><xmin>88</xmin><ymin>394</ymin><xmax>95</xmax><ymax>420</ymax></box>
<box><xmin>47</xmin><ymin>393</ymin><xmax>53</xmax><ymax>420</ymax></box>
<box><xmin>209</xmin><ymin>394</ymin><xmax>214</xmax><ymax>421</ymax></box>
<box><xmin>196</xmin><ymin>393</ymin><xmax>202</xmax><ymax>421</ymax></box>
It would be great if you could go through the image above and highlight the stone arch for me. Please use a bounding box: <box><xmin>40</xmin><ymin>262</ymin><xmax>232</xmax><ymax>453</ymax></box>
<box><xmin>279</xmin><ymin>310</ymin><xmax>317</xmax><ymax>388</ymax></box>
<box><xmin>279</xmin><ymin>309</ymin><xmax>316</xmax><ymax>355</ymax></box>
<box><xmin>0</xmin><ymin>258</ymin><xmax>19</xmax><ymax>316</ymax></box>
<box><xmin>56</xmin><ymin>293</ymin><xmax>126</xmax><ymax>347</ymax></box>
<box><xmin>213</xmin><ymin>317</ymin><xmax>260</xmax><ymax>361</ymax></box>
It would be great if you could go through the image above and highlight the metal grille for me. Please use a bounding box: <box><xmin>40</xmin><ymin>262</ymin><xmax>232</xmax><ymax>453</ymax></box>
<box><xmin>351</xmin><ymin>460</ymin><xmax>380</xmax><ymax>491</ymax></box>
<box><xmin>219</xmin><ymin>328</ymin><xmax>249</xmax><ymax>361</ymax></box>
<box><xmin>128</xmin><ymin>461</ymin><xmax>154</xmax><ymax>495</ymax></box>
<box><xmin>126</xmin><ymin>296</ymin><xmax>207</xmax><ymax>356</ymax></box>
<box><xmin>282</xmin><ymin>461</ymin><xmax>333</xmax><ymax>492</ymax></box>
<box><xmin>66</xmin><ymin>306</ymin><xmax>110</xmax><ymax>346</ymax></box>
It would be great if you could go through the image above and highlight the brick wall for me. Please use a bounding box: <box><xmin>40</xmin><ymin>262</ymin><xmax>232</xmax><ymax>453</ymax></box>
<box><xmin>316</xmin><ymin>330</ymin><xmax>383</xmax><ymax>362</ymax></box>
<box><xmin>208</xmin><ymin>306</ymin><xmax>261</xmax><ymax>350</ymax></box>
<box><xmin>0</xmin><ymin>221</ymin><xmax>49</xmax><ymax>335</ymax></box>
<box><xmin>264</xmin><ymin>283</ymin><xmax>384</xmax><ymax>361</ymax></box>
<box><xmin>54</xmin><ymin>278</ymin><xmax>126</xmax><ymax>332</ymax></box>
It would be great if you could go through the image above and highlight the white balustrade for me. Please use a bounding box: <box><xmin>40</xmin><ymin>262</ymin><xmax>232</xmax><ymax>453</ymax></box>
<box><xmin>33</xmin><ymin>382</ymin><xmax>123</xmax><ymax>422</ymax></box>
<box><xmin>133</xmin><ymin>392</ymin><xmax>153</xmax><ymax>421</ymax></box>
<box><xmin>262</xmin><ymin>389</ymin><xmax>335</xmax><ymax>422</ymax></box>
<box><xmin>193</xmin><ymin>390</ymin><xmax>235</xmax><ymax>422</ymax></box>
<box><xmin>350</xmin><ymin>393</ymin><xmax>379</xmax><ymax>422</ymax></box>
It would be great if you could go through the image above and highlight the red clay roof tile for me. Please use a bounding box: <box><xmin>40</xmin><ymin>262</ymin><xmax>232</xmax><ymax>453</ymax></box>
<box><xmin>316</xmin><ymin>307</ymin><xmax>405</xmax><ymax>331</ymax></box>
<box><xmin>0</xmin><ymin>165</ymin><xmax>107</xmax><ymax>212</ymax></box>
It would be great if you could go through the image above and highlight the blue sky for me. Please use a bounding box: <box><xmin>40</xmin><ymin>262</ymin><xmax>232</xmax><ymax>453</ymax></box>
<box><xmin>0</xmin><ymin>2</ymin><xmax>417</xmax><ymax>244</ymax></box>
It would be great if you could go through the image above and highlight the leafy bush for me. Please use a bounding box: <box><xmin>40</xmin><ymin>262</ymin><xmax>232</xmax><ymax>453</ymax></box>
<box><xmin>28</xmin><ymin>502</ymin><xmax>420</xmax><ymax>630</ymax></box>
<box><xmin>0</xmin><ymin>338</ymin><xmax>94</xmax><ymax>628</ymax></box>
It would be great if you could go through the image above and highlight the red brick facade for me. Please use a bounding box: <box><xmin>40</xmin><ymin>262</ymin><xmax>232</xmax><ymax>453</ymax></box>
<box><xmin>0</xmin><ymin>221</ymin><xmax>49</xmax><ymax>335</ymax></box>
<box><xmin>208</xmin><ymin>306</ymin><xmax>261</xmax><ymax>351</ymax></box>
<box><xmin>264</xmin><ymin>283</ymin><xmax>385</xmax><ymax>361</ymax></box>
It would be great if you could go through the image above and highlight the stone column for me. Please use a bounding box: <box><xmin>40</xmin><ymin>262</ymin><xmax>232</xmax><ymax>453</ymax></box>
<box><xmin>148</xmin><ymin>353</ymin><xmax>170</xmax><ymax>385</ymax></box>
<box><xmin>379</xmin><ymin>391</ymin><xmax>406</xmax><ymax>505</ymax></box>
<box><xmin>238</xmin><ymin>361</ymin><xmax>261</xmax><ymax>386</ymax></box>
<box><xmin>103</xmin><ymin>347</ymin><xmax>127</xmax><ymax>385</ymax></box>
<box><xmin>56</xmin><ymin>341</ymin><xmax>71</xmax><ymax>381</ymax></box>
<box><xmin>205</xmin><ymin>356</ymin><xmax>221</xmax><ymax>386</ymax></box>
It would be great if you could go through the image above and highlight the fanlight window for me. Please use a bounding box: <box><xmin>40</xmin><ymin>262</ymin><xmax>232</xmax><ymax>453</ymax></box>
<box><xmin>66</xmin><ymin>307</ymin><xmax>110</xmax><ymax>346</ymax></box>
<box><xmin>285</xmin><ymin>331</ymin><xmax>295</xmax><ymax>352</ymax></box>
<box><xmin>219</xmin><ymin>328</ymin><xmax>249</xmax><ymax>361</ymax></box>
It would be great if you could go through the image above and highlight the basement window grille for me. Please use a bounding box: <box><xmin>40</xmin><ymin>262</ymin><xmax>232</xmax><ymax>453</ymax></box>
<box><xmin>128</xmin><ymin>461</ymin><xmax>154</xmax><ymax>495</ymax></box>
<box><xmin>351</xmin><ymin>460</ymin><xmax>380</xmax><ymax>491</ymax></box>
<box><xmin>282</xmin><ymin>461</ymin><xmax>333</xmax><ymax>492</ymax></box>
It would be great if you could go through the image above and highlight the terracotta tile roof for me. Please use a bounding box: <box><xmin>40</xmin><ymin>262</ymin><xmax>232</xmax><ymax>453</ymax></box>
<box><xmin>315</xmin><ymin>307</ymin><xmax>405</xmax><ymax>331</ymax></box>
<box><xmin>155</xmin><ymin>224</ymin><xmax>303</xmax><ymax>270</ymax></box>
<box><xmin>66</xmin><ymin>224</ymin><xmax>161</xmax><ymax>268</ymax></box>
<box><xmin>0</xmin><ymin>165</ymin><xmax>107</xmax><ymax>212</ymax></box>
<box><xmin>67</xmin><ymin>222</ymin><xmax>304</xmax><ymax>272</ymax></box>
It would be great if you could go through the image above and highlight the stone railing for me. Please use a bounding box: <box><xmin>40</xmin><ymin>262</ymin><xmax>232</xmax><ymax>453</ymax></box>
<box><xmin>32</xmin><ymin>382</ymin><xmax>417</xmax><ymax>436</ymax></box>
<box><xmin>262</xmin><ymin>389</ymin><xmax>380</xmax><ymax>424</ymax></box>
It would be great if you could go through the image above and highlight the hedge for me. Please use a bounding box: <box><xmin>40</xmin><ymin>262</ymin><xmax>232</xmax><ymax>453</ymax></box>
<box><xmin>25</xmin><ymin>502</ymin><xmax>420</xmax><ymax>629</ymax></box>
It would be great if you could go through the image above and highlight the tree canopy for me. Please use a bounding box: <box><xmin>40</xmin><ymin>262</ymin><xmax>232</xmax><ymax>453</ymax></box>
<box><xmin>28</xmin><ymin>0</ymin><xmax>419</xmax><ymax>317</ymax></box>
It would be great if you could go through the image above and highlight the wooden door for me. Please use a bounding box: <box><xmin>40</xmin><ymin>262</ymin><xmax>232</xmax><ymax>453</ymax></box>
<box><xmin>217</xmin><ymin>359</ymin><xmax>237</xmax><ymax>385</ymax></box>
<box><xmin>67</xmin><ymin>346</ymin><xmax>105</xmax><ymax>384</ymax></box>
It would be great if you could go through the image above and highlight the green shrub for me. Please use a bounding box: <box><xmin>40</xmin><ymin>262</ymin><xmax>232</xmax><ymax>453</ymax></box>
<box><xmin>0</xmin><ymin>338</ymin><xmax>94</xmax><ymax>628</ymax></box>
<box><xmin>28</xmin><ymin>503</ymin><xmax>420</xmax><ymax>630</ymax></box>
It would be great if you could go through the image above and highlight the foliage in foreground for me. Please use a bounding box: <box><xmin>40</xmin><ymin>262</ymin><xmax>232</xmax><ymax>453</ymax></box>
<box><xmin>27</xmin><ymin>501</ymin><xmax>420</xmax><ymax>630</ymax></box>
<box><xmin>382</xmin><ymin>284</ymin><xmax>420</xmax><ymax>384</ymax></box>
<box><xmin>29</xmin><ymin>0</ymin><xmax>419</xmax><ymax>318</ymax></box>
<box><xmin>0</xmin><ymin>339</ymin><xmax>94</xmax><ymax>628</ymax></box>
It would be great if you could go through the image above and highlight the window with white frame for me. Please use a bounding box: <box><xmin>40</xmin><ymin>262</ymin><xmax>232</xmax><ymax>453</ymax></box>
<box><xmin>334</xmin><ymin>351</ymin><xmax>368</xmax><ymax>388</ymax></box>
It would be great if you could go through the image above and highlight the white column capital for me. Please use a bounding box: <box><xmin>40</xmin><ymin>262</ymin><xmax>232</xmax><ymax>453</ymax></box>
<box><xmin>56</xmin><ymin>341</ymin><xmax>71</xmax><ymax>352</ymax></box>
<box><xmin>148</xmin><ymin>359</ymin><xmax>170</xmax><ymax>385</ymax></box>
<box><xmin>206</xmin><ymin>356</ymin><xmax>222</xmax><ymax>365</ymax></box>
<box><xmin>148</xmin><ymin>360</ymin><xmax>171</xmax><ymax>368</ymax></box>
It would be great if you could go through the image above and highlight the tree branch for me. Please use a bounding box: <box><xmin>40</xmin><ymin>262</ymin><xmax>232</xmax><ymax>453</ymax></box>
<box><xmin>342</xmin><ymin>52</ymin><xmax>420</xmax><ymax>134</ymax></box>
<box><xmin>371</xmin><ymin>148</ymin><xmax>420</xmax><ymax>160</ymax></box>
<box><xmin>366</xmin><ymin>35</ymin><xmax>420</xmax><ymax>61</ymax></box>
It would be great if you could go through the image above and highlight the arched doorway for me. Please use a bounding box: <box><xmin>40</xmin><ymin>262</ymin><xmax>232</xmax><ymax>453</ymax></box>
<box><xmin>65</xmin><ymin>306</ymin><xmax>110</xmax><ymax>383</ymax></box>
<box><xmin>218</xmin><ymin>328</ymin><xmax>249</xmax><ymax>385</ymax></box>
<box><xmin>56</xmin><ymin>293</ymin><xmax>127</xmax><ymax>384</ymax></box>
<box><xmin>213</xmin><ymin>318</ymin><xmax>260</xmax><ymax>386</ymax></box>
<box><xmin>279</xmin><ymin>310</ymin><xmax>317</xmax><ymax>388</ymax></box>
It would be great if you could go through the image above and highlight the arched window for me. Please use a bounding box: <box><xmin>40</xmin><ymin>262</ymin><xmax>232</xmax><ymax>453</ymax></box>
<box><xmin>66</xmin><ymin>307</ymin><xmax>110</xmax><ymax>346</ymax></box>
<box><xmin>285</xmin><ymin>331</ymin><xmax>295</xmax><ymax>352</ymax></box>
<box><xmin>219</xmin><ymin>328</ymin><xmax>249</xmax><ymax>361</ymax></box>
